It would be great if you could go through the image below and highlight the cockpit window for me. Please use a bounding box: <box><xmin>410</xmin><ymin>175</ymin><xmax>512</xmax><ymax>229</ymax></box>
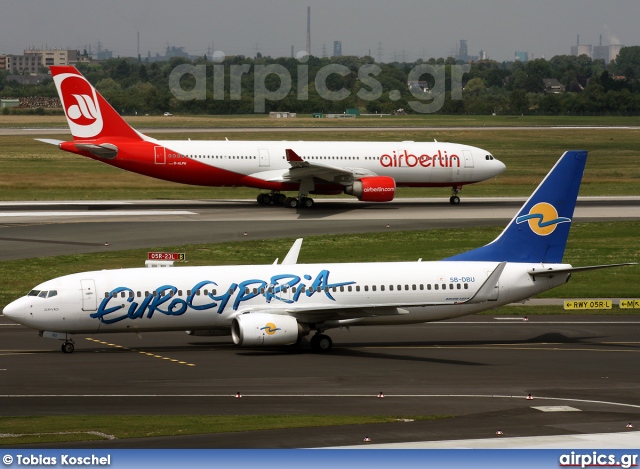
<box><xmin>48</xmin><ymin>290</ymin><xmax>57</xmax><ymax>298</ymax></box>
<box><xmin>28</xmin><ymin>290</ymin><xmax>41</xmax><ymax>297</ymax></box>
<box><xmin>38</xmin><ymin>291</ymin><xmax>48</xmax><ymax>298</ymax></box>
<box><xmin>485</xmin><ymin>154</ymin><xmax>495</xmax><ymax>160</ymax></box>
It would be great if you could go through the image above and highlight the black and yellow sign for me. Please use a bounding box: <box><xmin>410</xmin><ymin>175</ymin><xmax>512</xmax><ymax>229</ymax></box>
<box><xmin>619</xmin><ymin>299</ymin><xmax>640</xmax><ymax>309</ymax></box>
<box><xmin>564</xmin><ymin>299</ymin><xmax>612</xmax><ymax>310</ymax></box>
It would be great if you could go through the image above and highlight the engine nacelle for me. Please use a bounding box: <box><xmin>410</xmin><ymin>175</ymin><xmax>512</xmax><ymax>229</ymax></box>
<box><xmin>344</xmin><ymin>176</ymin><xmax>396</xmax><ymax>202</ymax></box>
<box><xmin>231</xmin><ymin>313</ymin><xmax>300</xmax><ymax>346</ymax></box>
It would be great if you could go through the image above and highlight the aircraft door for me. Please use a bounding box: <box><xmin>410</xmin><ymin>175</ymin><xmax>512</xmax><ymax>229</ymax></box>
<box><xmin>463</xmin><ymin>150</ymin><xmax>474</xmax><ymax>168</ymax></box>
<box><xmin>80</xmin><ymin>279</ymin><xmax>97</xmax><ymax>311</ymax></box>
<box><xmin>258</xmin><ymin>148</ymin><xmax>270</xmax><ymax>167</ymax></box>
<box><xmin>154</xmin><ymin>146</ymin><xmax>166</xmax><ymax>164</ymax></box>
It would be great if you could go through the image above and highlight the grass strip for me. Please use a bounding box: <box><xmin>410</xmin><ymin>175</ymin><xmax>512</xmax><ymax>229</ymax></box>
<box><xmin>0</xmin><ymin>414</ymin><xmax>448</xmax><ymax>446</ymax></box>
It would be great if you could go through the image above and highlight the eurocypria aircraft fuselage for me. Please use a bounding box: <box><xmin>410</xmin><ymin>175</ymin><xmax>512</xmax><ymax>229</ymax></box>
<box><xmin>38</xmin><ymin>66</ymin><xmax>506</xmax><ymax>208</ymax></box>
<box><xmin>4</xmin><ymin>150</ymin><xmax>633</xmax><ymax>353</ymax></box>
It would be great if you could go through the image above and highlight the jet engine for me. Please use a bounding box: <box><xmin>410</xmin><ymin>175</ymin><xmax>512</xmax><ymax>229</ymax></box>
<box><xmin>231</xmin><ymin>313</ymin><xmax>302</xmax><ymax>346</ymax></box>
<box><xmin>344</xmin><ymin>176</ymin><xmax>396</xmax><ymax>202</ymax></box>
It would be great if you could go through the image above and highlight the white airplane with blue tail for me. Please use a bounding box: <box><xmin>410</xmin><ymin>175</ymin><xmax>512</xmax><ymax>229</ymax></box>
<box><xmin>3</xmin><ymin>150</ymin><xmax>633</xmax><ymax>353</ymax></box>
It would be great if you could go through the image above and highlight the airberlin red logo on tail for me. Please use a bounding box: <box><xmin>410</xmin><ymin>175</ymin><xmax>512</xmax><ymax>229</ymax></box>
<box><xmin>53</xmin><ymin>73</ymin><xmax>103</xmax><ymax>138</ymax></box>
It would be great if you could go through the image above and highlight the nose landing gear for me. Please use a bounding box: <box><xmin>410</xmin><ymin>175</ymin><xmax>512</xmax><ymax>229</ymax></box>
<box><xmin>61</xmin><ymin>340</ymin><xmax>75</xmax><ymax>354</ymax></box>
<box><xmin>450</xmin><ymin>185</ymin><xmax>463</xmax><ymax>205</ymax></box>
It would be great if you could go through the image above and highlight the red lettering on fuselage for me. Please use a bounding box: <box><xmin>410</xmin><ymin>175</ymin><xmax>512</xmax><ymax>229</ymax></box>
<box><xmin>379</xmin><ymin>150</ymin><xmax>460</xmax><ymax>168</ymax></box>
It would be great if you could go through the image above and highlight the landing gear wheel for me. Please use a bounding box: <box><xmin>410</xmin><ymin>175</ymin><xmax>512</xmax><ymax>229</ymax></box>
<box><xmin>273</xmin><ymin>193</ymin><xmax>287</xmax><ymax>206</ymax></box>
<box><xmin>310</xmin><ymin>334</ymin><xmax>332</xmax><ymax>352</ymax></box>
<box><xmin>285</xmin><ymin>197</ymin><xmax>299</xmax><ymax>209</ymax></box>
<box><xmin>61</xmin><ymin>342</ymin><xmax>75</xmax><ymax>354</ymax></box>
<box><xmin>300</xmin><ymin>197</ymin><xmax>314</xmax><ymax>208</ymax></box>
<box><xmin>257</xmin><ymin>193</ymin><xmax>272</xmax><ymax>205</ymax></box>
<box><xmin>449</xmin><ymin>195</ymin><xmax>460</xmax><ymax>205</ymax></box>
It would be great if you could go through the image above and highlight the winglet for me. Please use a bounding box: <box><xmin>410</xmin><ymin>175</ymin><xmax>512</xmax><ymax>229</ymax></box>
<box><xmin>281</xmin><ymin>238</ymin><xmax>304</xmax><ymax>265</ymax></box>
<box><xmin>465</xmin><ymin>262</ymin><xmax>506</xmax><ymax>303</ymax></box>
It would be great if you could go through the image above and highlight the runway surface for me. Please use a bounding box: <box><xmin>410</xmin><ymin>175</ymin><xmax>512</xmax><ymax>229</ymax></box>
<box><xmin>0</xmin><ymin>197</ymin><xmax>638</xmax><ymax>261</ymax></box>
<box><xmin>1</xmin><ymin>197</ymin><xmax>639</xmax><ymax>448</ymax></box>
<box><xmin>1</xmin><ymin>315</ymin><xmax>640</xmax><ymax>448</ymax></box>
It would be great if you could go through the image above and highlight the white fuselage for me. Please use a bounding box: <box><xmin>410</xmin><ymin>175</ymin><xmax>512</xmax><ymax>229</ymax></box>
<box><xmin>149</xmin><ymin>140</ymin><xmax>505</xmax><ymax>187</ymax></box>
<box><xmin>4</xmin><ymin>260</ymin><xmax>570</xmax><ymax>335</ymax></box>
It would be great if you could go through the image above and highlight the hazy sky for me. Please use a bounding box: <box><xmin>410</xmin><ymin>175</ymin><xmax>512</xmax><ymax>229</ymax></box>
<box><xmin>2</xmin><ymin>0</ymin><xmax>638</xmax><ymax>62</ymax></box>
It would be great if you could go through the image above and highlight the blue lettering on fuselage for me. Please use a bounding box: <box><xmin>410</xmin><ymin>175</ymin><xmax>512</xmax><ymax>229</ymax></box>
<box><xmin>91</xmin><ymin>270</ymin><xmax>354</xmax><ymax>324</ymax></box>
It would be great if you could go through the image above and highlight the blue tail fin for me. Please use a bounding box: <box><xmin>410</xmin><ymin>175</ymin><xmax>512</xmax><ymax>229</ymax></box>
<box><xmin>445</xmin><ymin>150</ymin><xmax>588</xmax><ymax>263</ymax></box>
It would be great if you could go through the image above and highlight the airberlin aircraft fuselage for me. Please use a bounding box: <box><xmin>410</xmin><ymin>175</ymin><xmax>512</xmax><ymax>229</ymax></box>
<box><xmin>45</xmin><ymin>66</ymin><xmax>506</xmax><ymax>207</ymax></box>
<box><xmin>60</xmin><ymin>138</ymin><xmax>502</xmax><ymax>191</ymax></box>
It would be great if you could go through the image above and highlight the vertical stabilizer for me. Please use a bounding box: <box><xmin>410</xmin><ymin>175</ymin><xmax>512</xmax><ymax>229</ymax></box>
<box><xmin>50</xmin><ymin>66</ymin><xmax>143</xmax><ymax>141</ymax></box>
<box><xmin>445</xmin><ymin>150</ymin><xmax>588</xmax><ymax>263</ymax></box>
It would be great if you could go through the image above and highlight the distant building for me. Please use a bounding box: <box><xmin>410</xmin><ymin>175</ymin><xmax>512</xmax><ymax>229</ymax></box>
<box><xmin>4</xmin><ymin>53</ymin><xmax>42</xmax><ymax>73</ymax></box>
<box><xmin>514</xmin><ymin>51</ymin><xmax>528</xmax><ymax>62</ymax></box>
<box><xmin>333</xmin><ymin>41</ymin><xmax>342</xmax><ymax>57</ymax></box>
<box><xmin>593</xmin><ymin>44</ymin><xmax>624</xmax><ymax>63</ymax></box>
<box><xmin>96</xmin><ymin>49</ymin><xmax>113</xmax><ymax>61</ymax></box>
<box><xmin>543</xmin><ymin>78</ymin><xmax>565</xmax><ymax>93</ymax></box>
<box><xmin>571</xmin><ymin>44</ymin><xmax>592</xmax><ymax>57</ymax></box>
<box><xmin>24</xmin><ymin>48</ymin><xmax>79</xmax><ymax>67</ymax></box>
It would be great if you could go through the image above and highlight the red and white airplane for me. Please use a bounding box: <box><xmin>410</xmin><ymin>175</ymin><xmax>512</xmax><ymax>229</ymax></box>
<box><xmin>42</xmin><ymin>66</ymin><xmax>505</xmax><ymax>208</ymax></box>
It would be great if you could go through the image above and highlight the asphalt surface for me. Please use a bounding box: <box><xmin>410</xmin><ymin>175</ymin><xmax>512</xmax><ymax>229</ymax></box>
<box><xmin>1</xmin><ymin>197</ymin><xmax>639</xmax><ymax>448</ymax></box>
<box><xmin>1</xmin><ymin>315</ymin><xmax>640</xmax><ymax>448</ymax></box>
<box><xmin>0</xmin><ymin>197</ymin><xmax>638</xmax><ymax>261</ymax></box>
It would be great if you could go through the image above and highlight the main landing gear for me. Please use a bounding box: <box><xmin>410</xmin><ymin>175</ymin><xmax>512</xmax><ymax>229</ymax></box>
<box><xmin>61</xmin><ymin>340</ymin><xmax>75</xmax><ymax>354</ymax></box>
<box><xmin>256</xmin><ymin>192</ymin><xmax>315</xmax><ymax>209</ymax></box>
<box><xmin>449</xmin><ymin>185</ymin><xmax>463</xmax><ymax>205</ymax></box>
<box><xmin>309</xmin><ymin>333</ymin><xmax>332</xmax><ymax>352</ymax></box>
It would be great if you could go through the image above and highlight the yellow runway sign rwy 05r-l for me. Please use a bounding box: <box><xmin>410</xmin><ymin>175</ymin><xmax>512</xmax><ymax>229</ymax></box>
<box><xmin>564</xmin><ymin>300</ymin><xmax>612</xmax><ymax>310</ymax></box>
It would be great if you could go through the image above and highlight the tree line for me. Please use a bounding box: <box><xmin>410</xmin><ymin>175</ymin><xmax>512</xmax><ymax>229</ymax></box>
<box><xmin>2</xmin><ymin>46</ymin><xmax>640</xmax><ymax>115</ymax></box>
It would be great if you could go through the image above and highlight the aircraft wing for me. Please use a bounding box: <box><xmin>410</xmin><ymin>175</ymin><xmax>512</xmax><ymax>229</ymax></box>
<box><xmin>280</xmin><ymin>149</ymin><xmax>378</xmax><ymax>184</ymax></box>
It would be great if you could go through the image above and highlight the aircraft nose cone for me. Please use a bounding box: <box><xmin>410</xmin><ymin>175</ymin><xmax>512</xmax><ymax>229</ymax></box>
<box><xmin>3</xmin><ymin>298</ymin><xmax>25</xmax><ymax>322</ymax></box>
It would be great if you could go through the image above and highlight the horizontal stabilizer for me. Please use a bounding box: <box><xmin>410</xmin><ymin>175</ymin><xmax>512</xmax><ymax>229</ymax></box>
<box><xmin>35</xmin><ymin>138</ymin><xmax>64</xmax><ymax>146</ymax></box>
<box><xmin>528</xmin><ymin>262</ymin><xmax>637</xmax><ymax>278</ymax></box>
<box><xmin>73</xmin><ymin>143</ymin><xmax>118</xmax><ymax>159</ymax></box>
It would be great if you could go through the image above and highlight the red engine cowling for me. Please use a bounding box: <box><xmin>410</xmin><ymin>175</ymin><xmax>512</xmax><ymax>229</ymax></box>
<box><xmin>345</xmin><ymin>176</ymin><xmax>396</xmax><ymax>202</ymax></box>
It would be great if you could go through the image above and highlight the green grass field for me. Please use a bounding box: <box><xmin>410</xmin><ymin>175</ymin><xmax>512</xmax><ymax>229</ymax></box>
<box><xmin>0</xmin><ymin>115</ymin><xmax>639</xmax><ymax>200</ymax></box>
<box><xmin>0</xmin><ymin>414</ymin><xmax>448</xmax><ymax>445</ymax></box>
<box><xmin>2</xmin><ymin>113</ymin><xmax>640</xmax><ymax>128</ymax></box>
